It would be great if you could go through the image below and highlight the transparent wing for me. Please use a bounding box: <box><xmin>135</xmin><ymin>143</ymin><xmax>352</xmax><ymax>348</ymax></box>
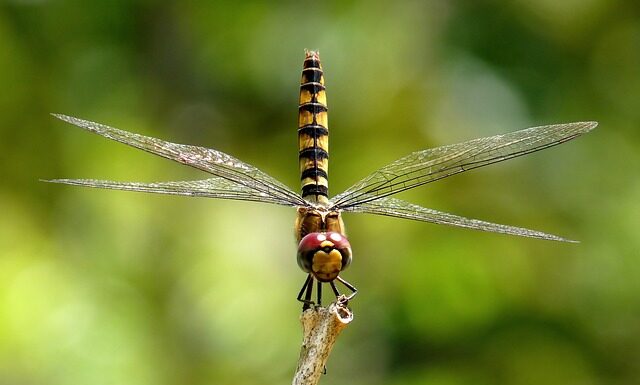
<box><xmin>43</xmin><ymin>177</ymin><xmax>299</xmax><ymax>206</ymax></box>
<box><xmin>330</xmin><ymin>122</ymin><xmax>597</xmax><ymax>209</ymax></box>
<box><xmin>343</xmin><ymin>197</ymin><xmax>576</xmax><ymax>242</ymax></box>
<box><xmin>51</xmin><ymin>114</ymin><xmax>307</xmax><ymax>208</ymax></box>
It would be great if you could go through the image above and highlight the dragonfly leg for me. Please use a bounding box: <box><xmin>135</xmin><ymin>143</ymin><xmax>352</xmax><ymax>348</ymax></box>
<box><xmin>329</xmin><ymin>281</ymin><xmax>340</xmax><ymax>298</ymax></box>
<box><xmin>336</xmin><ymin>276</ymin><xmax>358</xmax><ymax>302</ymax></box>
<box><xmin>296</xmin><ymin>274</ymin><xmax>315</xmax><ymax>310</ymax></box>
<box><xmin>317</xmin><ymin>280</ymin><xmax>322</xmax><ymax>307</ymax></box>
<box><xmin>304</xmin><ymin>276</ymin><xmax>315</xmax><ymax>310</ymax></box>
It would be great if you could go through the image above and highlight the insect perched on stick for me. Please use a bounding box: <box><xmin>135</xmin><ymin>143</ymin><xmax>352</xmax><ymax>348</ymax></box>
<box><xmin>46</xmin><ymin>50</ymin><xmax>597</xmax><ymax>310</ymax></box>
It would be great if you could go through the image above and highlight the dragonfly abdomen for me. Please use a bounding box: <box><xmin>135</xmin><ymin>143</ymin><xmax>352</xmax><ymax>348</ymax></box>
<box><xmin>298</xmin><ymin>50</ymin><xmax>329</xmax><ymax>206</ymax></box>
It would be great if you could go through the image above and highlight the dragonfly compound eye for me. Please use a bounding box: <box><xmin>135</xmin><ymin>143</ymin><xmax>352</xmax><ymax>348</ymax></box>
<box><xmin>297</xmin><ymin>232</ymin><xmax>352</xmax><ymax>282</ymax></box>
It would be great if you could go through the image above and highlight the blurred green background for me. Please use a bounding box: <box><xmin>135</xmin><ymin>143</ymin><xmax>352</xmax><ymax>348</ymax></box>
<box><xmin>1</xmin><ymin>1</ymin><xmax>639</xmax><ymax>384</ymax></box>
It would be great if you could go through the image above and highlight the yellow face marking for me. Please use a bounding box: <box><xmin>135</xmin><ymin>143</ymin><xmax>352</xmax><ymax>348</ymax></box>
<box><xmin>320</xmin><ymin>240</ymin><xmax>334</xmax><ymax>248</ymax></box>
<box><xmin>299</xmin><ymin>89</ymin><xmax>313</xmax><ymax>104</ymax></box>
<box><xmin>312</xmin><ymin>249</ymin><xmax>342</xmax><ymax>282</ymax></box>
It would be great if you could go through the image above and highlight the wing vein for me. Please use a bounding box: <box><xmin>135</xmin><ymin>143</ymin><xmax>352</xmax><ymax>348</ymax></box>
<box><xmin>330</xmin><ymin>122</ymin><xmax>596</xmax><ymax>209</ymax></box>
<box><xmin>51</xmin><ymin>114</ymin><xmax>308</xmax><ymax>208</ymax></box>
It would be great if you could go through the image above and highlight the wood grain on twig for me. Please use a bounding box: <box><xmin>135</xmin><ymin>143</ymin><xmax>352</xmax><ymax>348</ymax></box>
<box><xmin>292</xmin><ymin>302</ymin><xmax>353</xmax><ymax>385</ymax></box>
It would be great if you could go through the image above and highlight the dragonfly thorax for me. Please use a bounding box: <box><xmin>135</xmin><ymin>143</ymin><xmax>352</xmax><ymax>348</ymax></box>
<box><xmin>297</xmin><ymin>232</ymin><xmax>352</xmax><ymax>282</ymax></box>
<box><xmin>295</xmin><ymin>206</ymin><xmax>345</xmax><ymax>243</ymax></box>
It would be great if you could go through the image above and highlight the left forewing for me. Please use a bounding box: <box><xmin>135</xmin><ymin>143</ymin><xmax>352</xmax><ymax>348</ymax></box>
<box><xmin>50</xmin><ymin>114</ymin><xmax>306</xmax><ymax>207</ymax></box>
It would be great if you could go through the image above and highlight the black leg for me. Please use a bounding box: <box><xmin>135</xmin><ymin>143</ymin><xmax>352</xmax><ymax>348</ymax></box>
<box><xmin>330</xmin><ymin>281</ymin><xmax>340</xmax><ymax>298</ymax></box>
<box><xmin>336</xmin><ymin>276</ymin><xmax>358</xmax><ymax>301</ymax></box>
<box><xmin>296</xmin><ymin>274</ymin><xmax>312</xmax><ymax>301</ymax></box>
<box><xmin>303</xmin><ymin>274</ymin><xmax>314</xmax><ymax>310</ymax></box>
<box><xmin>297</xmin><ymin>274</ymin><xmax>314</xmax><ymax>311</ymax></box>
<box><xmin>317</xmin><ymin>280</ymin><xmax>322</xmax><ymax>307</ymax></box>
<box><xmin>305</xmin><ymin>276</ymin><xmax>314</xmax><ymax>300</ymax></box>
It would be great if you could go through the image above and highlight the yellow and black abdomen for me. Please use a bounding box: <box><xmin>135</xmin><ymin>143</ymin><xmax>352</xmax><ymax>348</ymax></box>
<box><xmin>298</xmin><ymin>50</ymin><xmax>329</xmax><ymax>206</ymax></box>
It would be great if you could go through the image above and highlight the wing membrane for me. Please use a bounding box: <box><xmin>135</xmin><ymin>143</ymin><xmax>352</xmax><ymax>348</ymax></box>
<box><xmin>330</xmin><ymin>122</ymin><xmax>597</xmax><ymax>209</ymax></box>
<box><xmin>51</xmin><ymin>114</ymin><xmax>306</xmax><ymax>207</ymax></box>
<box><xmin>343</xmin><ymin>197</ymin><xmax>576</xmax><ymax>242</ymax></box>
<box><xmin>44</xmin><ymin>177</ymin><xmax>298</xmax><ymax>206</ymax></box>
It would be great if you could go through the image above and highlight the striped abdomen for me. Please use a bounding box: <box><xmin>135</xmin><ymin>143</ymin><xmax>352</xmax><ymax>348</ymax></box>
<box><xmin>298</xmin><ymin>50</ymin><xmax>329</xmax><ymax>206</ymax></box>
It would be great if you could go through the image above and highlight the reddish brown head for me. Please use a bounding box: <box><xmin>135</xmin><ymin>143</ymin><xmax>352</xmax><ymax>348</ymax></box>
<box><xmin>297</xmin><ymin>232</ymin><xmax>352</xmax><ymax>282</ymax></box>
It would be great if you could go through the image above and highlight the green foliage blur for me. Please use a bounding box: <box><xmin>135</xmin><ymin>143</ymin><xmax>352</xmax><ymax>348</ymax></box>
<box><xmin>1</xmin><ymin>1</ymin><xmax>638</xmax><ymax>384</ymax></box>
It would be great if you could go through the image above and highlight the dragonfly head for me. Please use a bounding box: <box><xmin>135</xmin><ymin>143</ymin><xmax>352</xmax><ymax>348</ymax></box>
<box><xmin>297</xmin><ymin>232</ymin><xmax>352</xmax><ymax>282</ymax></box>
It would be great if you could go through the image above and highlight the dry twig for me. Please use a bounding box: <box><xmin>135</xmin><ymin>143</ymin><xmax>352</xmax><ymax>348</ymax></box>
<box><xmin>292</xmin><ymin>302</ymin><xmax>354</xmax><ymax>385</ymax></box>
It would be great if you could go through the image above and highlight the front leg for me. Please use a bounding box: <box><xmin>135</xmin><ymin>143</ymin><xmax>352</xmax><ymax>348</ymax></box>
<box><xmin>296</xmin><ymin>274</ymin><xmax>315</xmax><ymax>310</ymax></box>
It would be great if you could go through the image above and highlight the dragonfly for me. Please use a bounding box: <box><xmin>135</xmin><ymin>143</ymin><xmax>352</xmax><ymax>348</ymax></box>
<box><xmin>46</xmin><ymin>50</ymin><xmax>597</xmax><ymax>310</ymax></box>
